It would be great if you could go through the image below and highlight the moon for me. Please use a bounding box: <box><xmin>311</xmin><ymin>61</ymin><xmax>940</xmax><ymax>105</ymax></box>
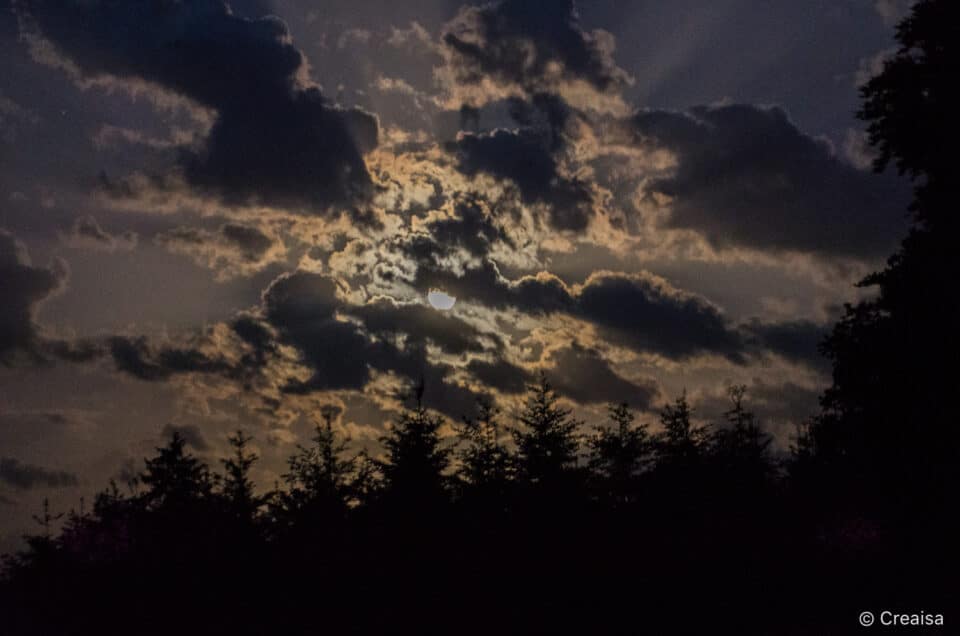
<box><xmin>427</xmin><ymin>290</ymin><xmax>456</xmax><ymax>310</ymax></box>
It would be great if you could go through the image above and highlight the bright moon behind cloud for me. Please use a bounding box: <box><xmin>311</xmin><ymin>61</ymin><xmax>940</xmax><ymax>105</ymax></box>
<box><xmin>427</xmin><ymin>290</ymin><xmax>457</xmax><ymax>310</ymax></box>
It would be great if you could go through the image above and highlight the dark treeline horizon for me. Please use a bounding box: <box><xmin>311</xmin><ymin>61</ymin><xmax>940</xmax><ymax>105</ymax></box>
<box><xmin>2</xmin><ymin>1</ymin><xmax>959</xmax><ymax>633</ymax></box>
<box><xmin>0</xmin><ymin>370</ymin><xmax>953</xmax><ymax>634</ymax></box>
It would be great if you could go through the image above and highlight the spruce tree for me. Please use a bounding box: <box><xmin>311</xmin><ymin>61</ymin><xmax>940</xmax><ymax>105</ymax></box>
<box><xmin>588</xmin><ymin>402</ymin><xmax>651</xmax><ymax>505</ymax></box>
<box><xmin>219</xmin><ymin>430</ymin><xmax>260</xmax><ymax>524</ymax></box>
<box><xmin>277</xmin><ymin>406</ymin><xmax>354</xmax><ymax>526</ymax></box>
<box><xmin>712</xmin><ymin>385</ymin><xmax>773</xmax><ymax>487</ymax></box>
<box><xmin>655</xmin><ymin>391</ymin><xmax>705</xmax><ymax>468</ymax></box>
<box><xmin>378</xmin><ymin>390</ymin><xmax>451</xmax><ymax>508</ymax></box>
<box><xmin>456</xmin><ymin>397</ymin><xmax>513</xmax><ymax>505</ymax></box>
<box><xmin>512</xmin><ymin>373</ymin><xmax>582</xmax><ymax>488</ymax></box>
<box><xmin>141</xmin><ymin>431</ymin><xmax>213</xmax><ymax>509</ymax></box>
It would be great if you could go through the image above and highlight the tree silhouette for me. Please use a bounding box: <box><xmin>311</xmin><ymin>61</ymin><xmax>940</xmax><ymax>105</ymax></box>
<box><xmin>275</xmin><ymin>407</ymin><xmax>355</xmax><ymax>531</ymax></box>
<box><xmin>377</xmin><ymin>388</ymin><xmax>451</xmax><ymax>510</ymax></box>
<box><xmin>712</xmin><ymin>385</ymin><xmax>774</xmax><ymax>489</ymax></box>
<box><xmin>455</xmin><ymin>397</ymin><xmax>514</xmax><ymax>506</ymax></box>
<box><xmin>588</xmin><ymin>402</ymin><xmax>651</xmax><ymax>506</ymax></box>
<box><xmin>219</xmin><ymin>430</ymin><xmax>260</xmax><ymax>524</ymax></box>
<box><xmin>30</xmin><ymin>498</ymin><xmax>63</xmax><ymax>541</ymax></box>
<box><xmin>810</xmin><ymin>0</ymin><xmax>960</xmax><ymax>516</ymax></box>
<box><xmin>512</xmin><ymin>372</ymin><xmax>582</xmax><ymax>490</ymax></box>
<box><xmin>140</xmin><ymin>431</ymin><xmax>213</xmax><ymax>509</ymax></box>
<box><xmin>655</xmin><ymin>391</ymin><xmax>706</xmax><ymax>468</ymax></box>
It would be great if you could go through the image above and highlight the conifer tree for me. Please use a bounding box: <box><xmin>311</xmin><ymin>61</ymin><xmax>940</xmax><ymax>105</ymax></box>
<box><xmin>512</xmin><ymin>373</ymin><xmax>582</xmax><ymax>487</ymax></box>
<box><xmin>456</xmin><ymin>397</ymin><xmax>513</xmax><ymax>504</ymax></box>
<box><xmin>655</xmin><ymin>391</ymin><xmax>705</xmax><ymax>468</ymax></box>
<box><xmin>588</xmin><ymin>402</ymin><xmax>651</xmax><ymax>505</ymax></box>
<box><xmin>712</xmin><ymin>385</ymin><xmax>773</xmax><ymax>485</ymax></box>
<box><xmin>141</xmin><ymin>431</ymin><xmax>214</xmax><ymax>509</ymax></box>
<box><xmin>277</xmin><ymin>406</ymin><xmax>355</xmax><ymax>525</ymax></box>
<box><xmin>378</xmin><ymin>387</ymin><xmax>451</xmax><ymax>508</ymax></box>
<box><xmin>219</xmin><ymin>430</ymin><xmax>260</xmax><ymax>523</ymax></box>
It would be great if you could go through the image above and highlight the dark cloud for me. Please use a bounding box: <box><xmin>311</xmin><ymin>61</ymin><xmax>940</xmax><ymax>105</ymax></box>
<box><xmin>442</xmin><ymin>91</ymin><xmax>598</xmax><ymax>230</ymax></box>
<box><xmin>401</xmin><ymin>194</ymin><xmax>513</xmax><ymax>262</ymax></box>
<box><xmin>0</xmin><ymin>229</ymin><xmax>68</xmax><ymax>364</ymax></box>
<box><xmin>545</xmin><ymin>342</ymin><xmax>659</xmax><ymax>407</ymax></box>
<box><xmin>576</xmin><ymin>271</ymin><xmax>744</xmax><ymax>362</ymax></box>
<box><xmin>0</xmin><ymin>457</ymin><xmax>79</xmax><ymax>489</ymax></box>
<box><xmin>466</xmin><ymin>357</ymin><xmax>531</xmax><ymax>394</ymax></box>
<box><xmin>260</xmin><ymin>272</ymin><xmax>427</xmax><ymax>390</ymax></box>
<box><xmin>256</xmin><ymin>270</ymin><xmax>489</xmax><ymax>417</ymax></box>
<box><xmin>17</xmin><ymin>0</ymin><xmax>377</xmax><ymax>210</ymax></box>
<box><xmin>448</xmin><ymin>127</ymin><xmax>593</xmax><ymax>230</ymax></box>
<box><xmin>63</xmin><ymin>215</ymin><xmax>137</xmax><ymax>252</ymax></box>
<box><xmin>262</xmin><ymin>270</ymin><xmax>342</xmax><ymax>331</ymax></box>
<box><xmin>744</xmin><ymin>319</ymin><xmax>830</xmax><ymax>370</ymax></box>
<box><xmin>417</xmin><ymin>261</ymin><xmax>744</xmax><ymax>361</ymax></box>
<box><xmin>441</xmin><ymin>0</ymin><xmax>630</xmax><ymax>98</ymax></box>
<box><xmin>632</xmin><ymin>104</ymin><xmax>909</xmax><ymax>257</ymax></box>
<box><xmin>231</xmin><ymin>314</ymin><xmax>277</xmax><ymax>368</ymax></box>
<box><xmin>160</xmin><ymin>423</ymin><xmax>209</xmax><ymax>451</ymax></box>
<box><xmin>108</xmin><ymin>336</ymin><xmax>231</xmax><ymax>382</ymax></box>
<box><xmin>349</xmin><ymin>297</ymin><xmax>488</xmax><ymax>356</ymax></box>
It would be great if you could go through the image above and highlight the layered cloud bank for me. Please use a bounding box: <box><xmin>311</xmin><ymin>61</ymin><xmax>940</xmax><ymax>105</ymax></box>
<box><xmin>0</xmin><ymin>1</ymin><xmax>910</xmax><ymax>540</ymax></box>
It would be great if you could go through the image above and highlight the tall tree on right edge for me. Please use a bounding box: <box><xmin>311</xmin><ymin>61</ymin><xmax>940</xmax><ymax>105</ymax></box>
<box><xmin>805</xmin><ymin>0</ymin><xmax>960</xmax><ymax>514</ymax></box>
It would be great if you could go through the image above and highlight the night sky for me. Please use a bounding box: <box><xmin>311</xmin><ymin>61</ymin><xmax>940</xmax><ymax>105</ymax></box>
<box><xmin>0</xmin><ymin>0</ymin><xmax>913</xmax><ymax>551</ymax></box>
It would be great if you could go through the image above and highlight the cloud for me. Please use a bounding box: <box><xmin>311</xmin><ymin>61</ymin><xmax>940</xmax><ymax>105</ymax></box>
<box><xmin>400</xmin><ymin>194</ymin><xmax>512</xmax><ymax>261</ymax></box>
<box><xmin>0</xmin><ymin>91</ymin><xmax>40</xmax><ymax>144</ymax></box>
<box><xmin>576</xmin><ymin>271</ymin><xmax>744</xmax><ymax>362</ymax></box>
<box><xmin>874</xmin><ymin>0</ymin><xmax>914</xmax><ymax>26</ymax></box>
<box><xmin>439</xmin><ymin>0</ymin><xmax>631</xmax><ymax>111</ymax></box>
<box><xmin>155</xmin><ymin>223</ymin><xmax>286</xmax><ymax>280</ymax></box>
<box><xmin>62</xmin><ymin>215</ymin><xmax>137</xmax><ymax>252</ymax></box>
<box><xmin>160</xmin><ymin>423</ymin><xmax>209</xmax><ymax>451</ymax></box>
<box><xmin>545</xmin><ymin>342</ymin><xmax>659</xmax><ymax>407</ymax></box>
<box><xmin>108</xmin><ymin>335</ymin><xmax>232</xmax><ymax>382</ymax></box>
<box><xmin>0</xmin><ymin>229</ymin><xmax>69</xmax><ymax>364</ymax></box>
<box><xmin>448</xmin><ymin>126</ymin><xmax>593</xmax><ymax>230</ymax></box>
<box><xmin>743</xmin><ymin>319</ymin><xmax>830</xmax><ymax>371</ymax></box>
<box><xmin>348</xmin><ymin>297</ymin><xmax>489</xmax><ymax>356</ymax></box>
<box><xmin>466</xmin><ymin>357</ymin><xmax>531</xmax><ymax>394</ymax></box>
<box><xmin>16</xmin><ymin>0</ymin><xmax>378</xmax><ymax>211</ymax></box>
<box><xmin>629</xmin><ymin>104</ymin><xmax>910</xmax><ymax>258</ymax></box>
<box><xmin>259</xmin><ymin>270</ymin><xmax>488</xmax><ymax>416</ymax></box>
<box><xmin>0</xmin><ymin>457</ymin><xmax>79</xmax><ymax>490</ymax></box>
<box><xmin>417</xmin><ymin>260</ymin><xmax>744</xmax><ymax>361</ymax></box>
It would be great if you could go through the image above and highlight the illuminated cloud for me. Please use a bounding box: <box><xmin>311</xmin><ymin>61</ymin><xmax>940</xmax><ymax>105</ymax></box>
<box><xmin>155</xmin><ymin>223</ymin><xmax>286</xmax><ymax>280</ymax></box>
<box><xmin>438</xmin><ymin>0</ymin><xmax>631</xmax><ymax>113</ymax></box>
